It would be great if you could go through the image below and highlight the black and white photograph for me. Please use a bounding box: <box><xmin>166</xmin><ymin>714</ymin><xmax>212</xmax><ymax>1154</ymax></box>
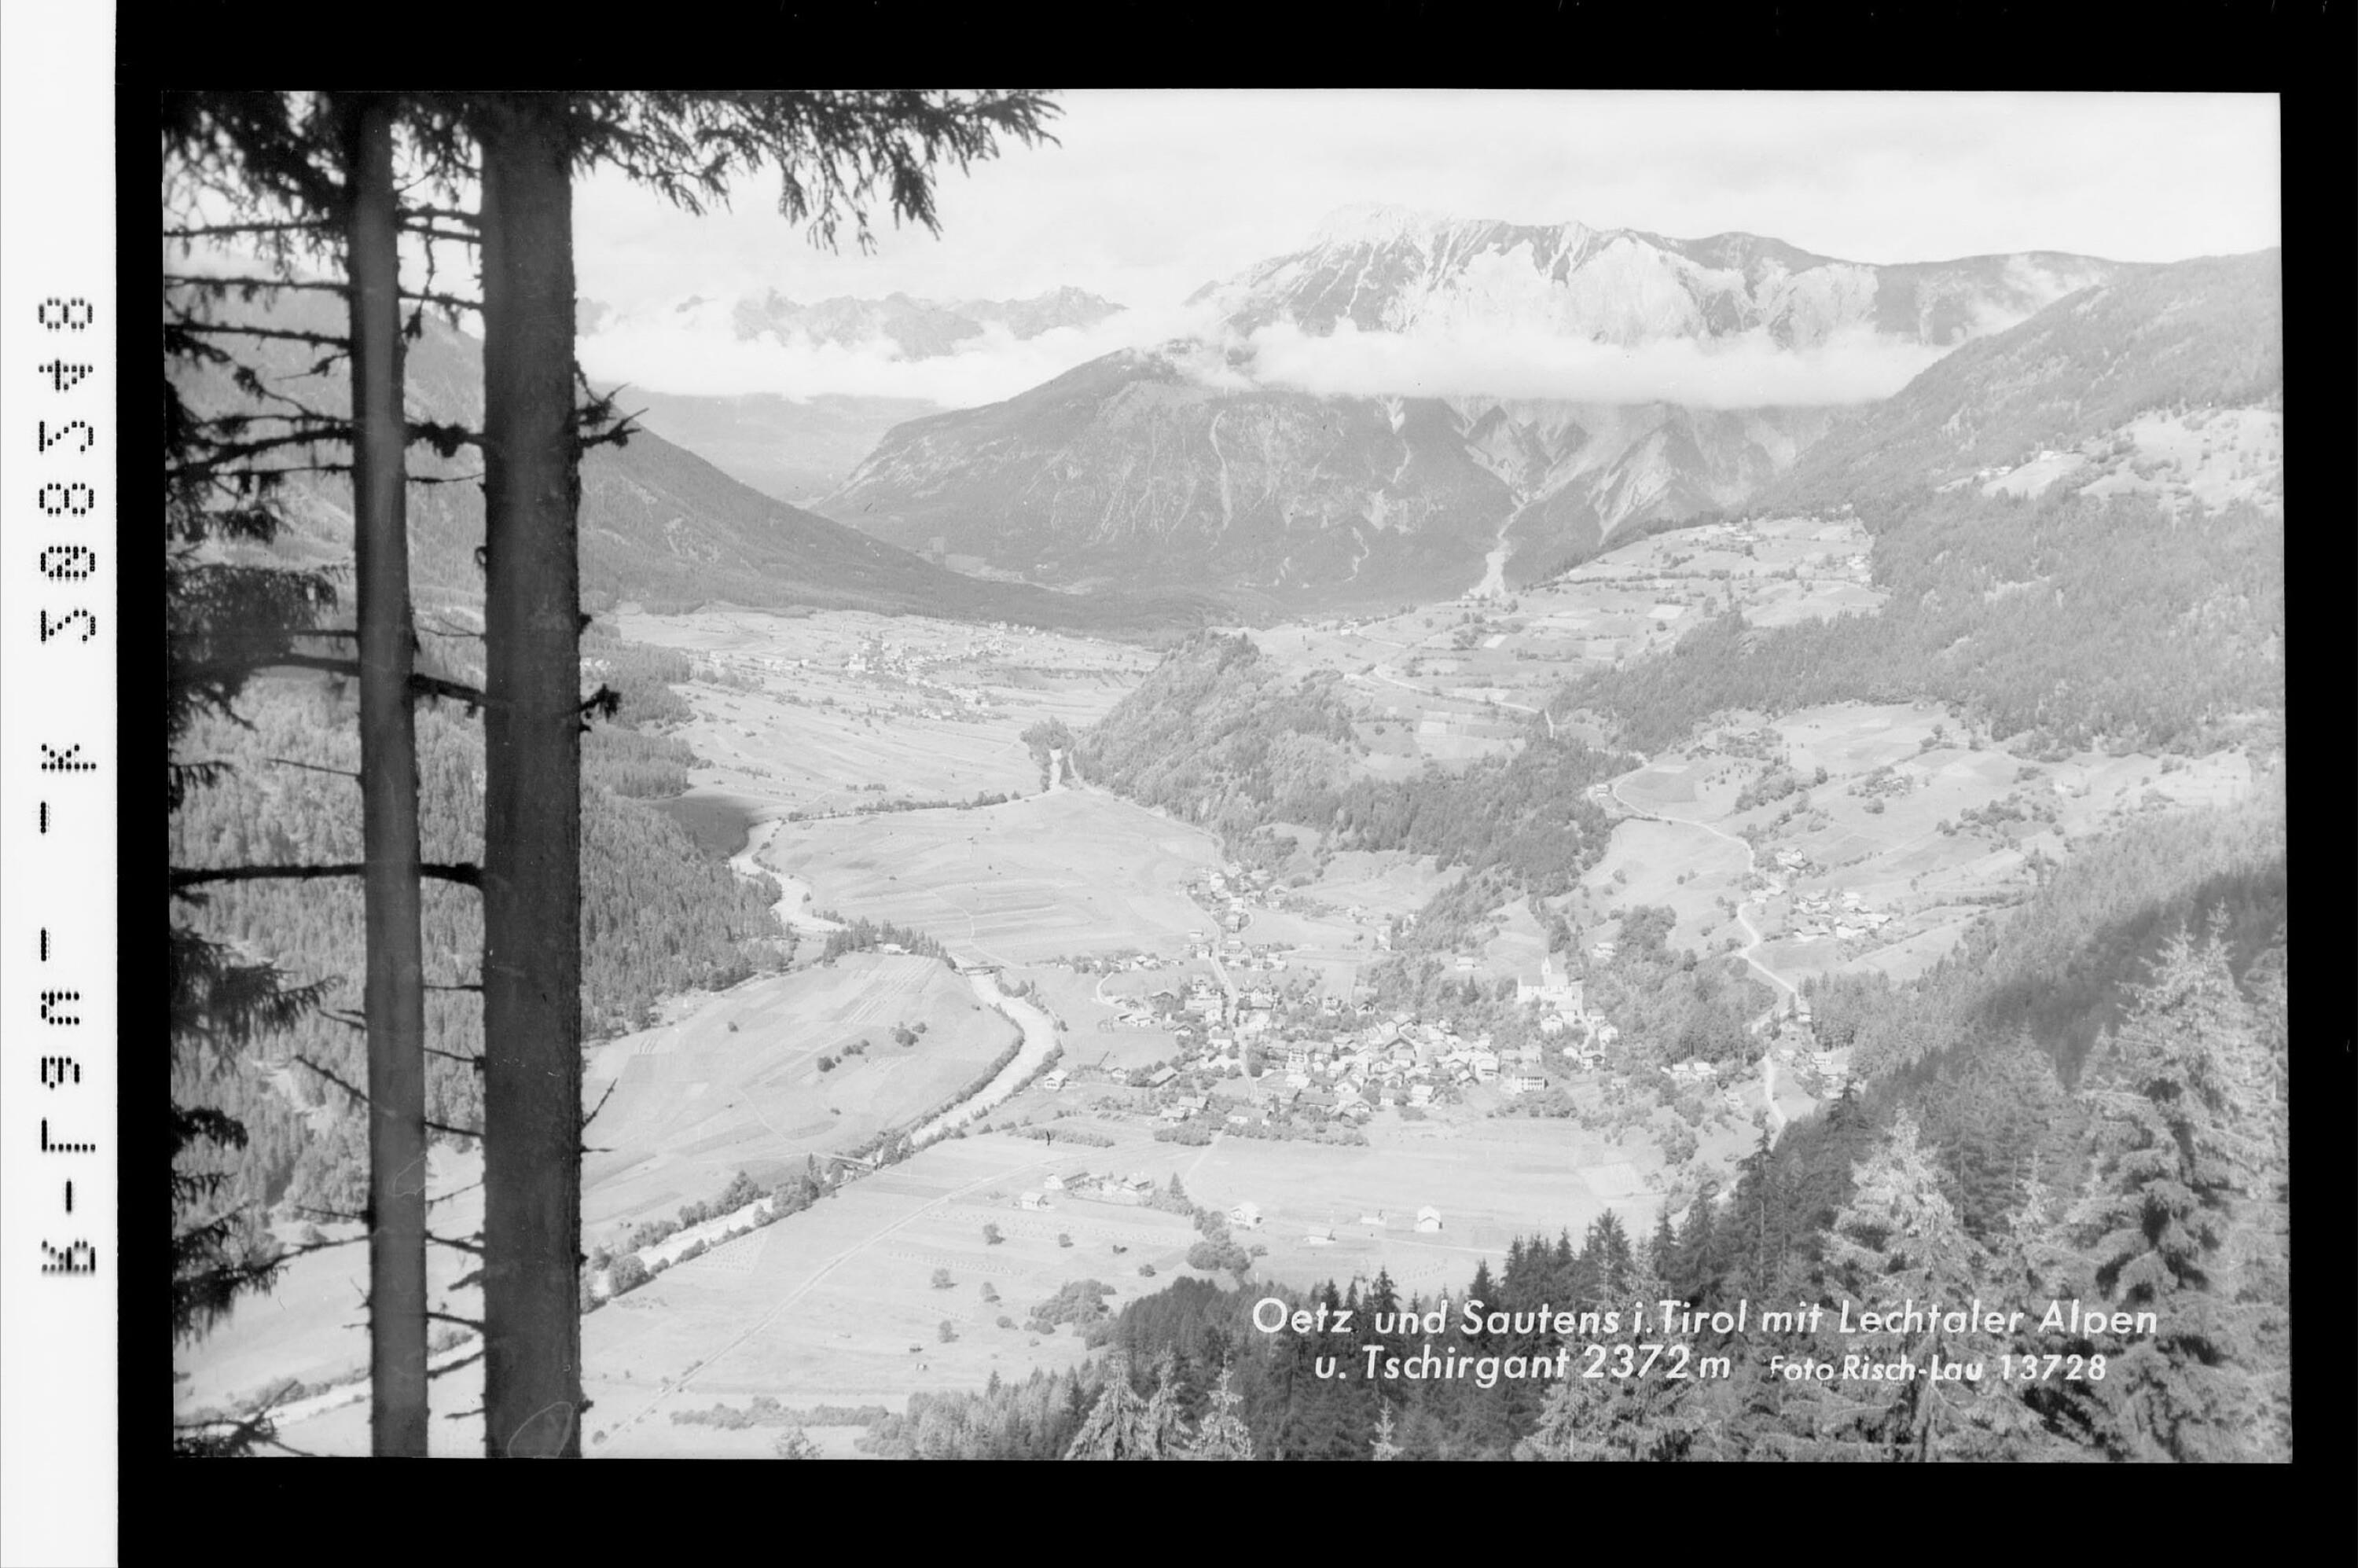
<box><xmin>160</xmin><ymin>86</ymin><xmax>2297</xmax><ymax>1463</ymax></box>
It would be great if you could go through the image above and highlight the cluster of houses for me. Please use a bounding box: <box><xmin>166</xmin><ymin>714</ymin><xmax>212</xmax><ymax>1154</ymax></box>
<box><xmin>841</xmin><ymin>633</ymin><xmax>993</xmax><ymax>714</ymax></box>
<box><xmin>1019</xmin><ymin>1168</ymin><xmax>1160</xmax><ymax>1210</ymax></box>
<box><xmin>1665</xmin><ymin>1058</ymin><xmax>1722</xmax><ymax>1089</ymax></box>
<box><xmin>1129</xmin><ymin>989</ymin><xmax>1625</xmax><ymax>1126</ymax></box>
<box><xmin>1783</xmin><ymin>885</ymin><xmax>1893</xmax><ymax>943</ymax></box>
<box><xmin>1184</xmin><ymin>865</ymin><xmax>1281</xmax><ymax>938</ymax></box>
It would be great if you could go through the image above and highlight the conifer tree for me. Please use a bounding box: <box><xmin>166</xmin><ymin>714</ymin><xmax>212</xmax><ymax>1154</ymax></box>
<box><xmin>1064</xmin><ymin>1353</ymin><xmax>1154</xmax><ymax>1460</ymax></box>
<box><xmin>1185</xmin><ymin>1360</ymin><xmax>1258</xmax><ymax>1460</ymax></box>
<box><xmin>1820</xmin><ymin>1108</ymin><xmax>2048</xmax><ymax>1460</ymax></box>
<box><xmin>1140</xmin><ymin>1349</ymin><xmax>1192</xmax><ymax>1458</ymax></box>
<box><xmin>1518</xmin><ymin>1213</ymin><xmax>1701</xmax><ymax>1462</ymax></box>
<box><xmin>2062</xmin><ymin>920</ymin><xmax>2280</xmax><ymax>1461</ymax></box>
<box><xmin>1371</xmin><ymin>1401</ymin><xmax>1401</xmax><ymax>1460</ymax></box>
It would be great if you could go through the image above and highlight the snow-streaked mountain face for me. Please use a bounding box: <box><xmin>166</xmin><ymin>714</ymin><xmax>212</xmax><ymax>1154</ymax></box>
<box><xmin>821</xmin><ymin>212</ymin><xmax>2125</xmax><ymax>608</ymax></box>
<box><xmin>822</xmin><ymin>346</ymin><xmax>1836</xmax><ymax>605</ymax></box>
<box><xmin>581</xmin><ymin>285</ymin><xmax>1126</xmax><ymax>362</ymax></box>
<box><xmin>1194</xmin><ymin>212</ymin><xmax>2117</xmax><ymax>350</ymax></box>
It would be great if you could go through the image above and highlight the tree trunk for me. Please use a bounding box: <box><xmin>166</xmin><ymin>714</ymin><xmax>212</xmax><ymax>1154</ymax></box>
<box><xmin>342</xmin><ymin>94</ymin><xmax>430</xmax><ymax>1457</ymax></box>
<box><xmin>476</xmin><ymin>94</ymin><xmax>584</xmax><ymax>1459</ymax></box>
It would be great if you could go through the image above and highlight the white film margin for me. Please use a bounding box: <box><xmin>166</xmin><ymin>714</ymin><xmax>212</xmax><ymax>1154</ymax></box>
<box><xmin>1</xmin><ymin>3</ymin><xmax>119</xmax><ymax>1562</ymax></box>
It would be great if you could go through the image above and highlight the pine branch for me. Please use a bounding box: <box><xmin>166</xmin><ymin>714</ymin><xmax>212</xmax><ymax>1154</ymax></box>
<box><xmin>407</xmin><ymin>418</ymin><xmax>482</xmax><ymax>456</ymax></box>
<box><xmin>187</xmin><ymin>649</ymin><xmax>487</xmax><ymax>709</ymax></box>
<box><xmin>286</xmin><ymin>1201</ymin><xmax>369</xmax><ymax>1225</ymax></box>
<box><xmin>582</xmin><ymin>1079</ymin><xmax>619</xmax><ymax>1133</ymax></box>
<box><xmin>290</xmin><ymin>1054</ymin><xmax>486</xmax><ymax>1140</ymax></box>
<box><xmin>401</xmin><ymin>203</ymin><xmax>479</xmax><ymax>227</ymax></box>
<box><xmin>163</xmin><ymin>218</ymin><xmax>331</xmax><ymax>241</ymax></box>
<box><xmin>172</xmin><ymin>861</ymin><xmax>483</xmax><ymax>893</ymax></box>
<box><xmin>167</xmin><ymin>321</ymin><xmax>347</xmax><ymax>349</ymax></box>
<box><xmin>266</xmin><ymin>755</ymin><xmax>362</xmax><ymax>780</ymax></box>
<box><xmin>274</xmin><ymin>1229</ymin><xmax>369</xmax><ymax>1261</ymax></box>
<box><xmin>169</xmin><ymin>427</ymin><xmax>355</xmax><ymax>476</ymax></box>
<box><xmin>164</xmin><ymin>271</ymin><xmax>351</xmax><ymax>298</ymax></box>
<box><xmin>401</xmin><ymin>286</ymin><xmax>481</xmax><ymax>313</ymax></box>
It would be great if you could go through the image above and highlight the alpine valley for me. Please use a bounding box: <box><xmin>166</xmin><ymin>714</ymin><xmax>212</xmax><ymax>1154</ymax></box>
<box><xmin>817</xmin><ymin>209</ymin><xmax>2125</xmax><ymax>605</ymax></box>
<box><xmin>174</xmin><ymin>171</ymin><xmax>2287</xmax><ymax>1467</ymax></box>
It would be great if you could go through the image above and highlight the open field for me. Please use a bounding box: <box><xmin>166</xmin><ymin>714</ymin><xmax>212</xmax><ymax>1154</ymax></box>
<box><xmin>614</xmin><ymin>606</ymin><xmax>1149</xmax><ymax>821</ymax></box>
<box><xmin>1563</xmin><ymin>700</ymin><xmax>2264</xmax><ymax>998</ymax></box>
<box><xmin>761</xmin><ymin>787</ymin><xmax>1224</xmax><ymax>968</ymax></box>
<box><xmin>174</xmin><ymin>1147</ymin><xmax>486</xmax><ymax>1427</ymax></box>
<box><xmin>582</xmin><ymin>953</ymin><xmax>1015</xmax><ymax>1241</ymax></box>
<box><xmin>207</xmin><ymin>501</ymin><xmax>2268</xmax><ymax>1454</ymax></box>
<box><xmin>259</xmin><ymin>1128</ymin><xmax>1202</xmax><ymax>1456</ymax></box>
<box><xmin>1165</xmin><ymin>1114</ymin><xmax>1749</xmax><ymax>1298</ymax></box>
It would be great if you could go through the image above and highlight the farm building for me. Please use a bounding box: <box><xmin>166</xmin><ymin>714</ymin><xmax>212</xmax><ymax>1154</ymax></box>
<box><xmin>1043</xmin><ymin>1070</ymin><xmax>1069</xmax><ymax>1092</ymax></box>
<box><xmin>1229</xmin><ymin>1201</ymin><xmax>1264</xmax><ymax>1230</ymax></box>
<box><xmin>1416</xmin><ymin>1206</ymin><xmax>1444</xmax><ymax>1233</ymax></box>
<box><xmin>1018</xmin><ymin>1191</ymin><xmax>1050</xmax><ymax>1211</ymax></box>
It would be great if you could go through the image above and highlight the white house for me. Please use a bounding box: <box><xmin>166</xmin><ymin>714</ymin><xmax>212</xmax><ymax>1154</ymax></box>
<box><xmin>1416</xmin><ymin>1206</ymin><xmax>1444</xmax><ymax>1233</ymax></box>
<box><xmin>1018</xmin><ymin>1191</ymin><xmax>1050</xmax><ymax>1211</ymax></box>
<box><xmin>1229</xmin><ymin>1201</ymin><xmax>1263</xmax><ymax>1230</ymax></box>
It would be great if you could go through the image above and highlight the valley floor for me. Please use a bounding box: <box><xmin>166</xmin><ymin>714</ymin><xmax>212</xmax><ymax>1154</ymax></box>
<box><xmin>200</xmin><ymin>540</ymin><xmax>2264</xmax><ymax>1452</ymax></box>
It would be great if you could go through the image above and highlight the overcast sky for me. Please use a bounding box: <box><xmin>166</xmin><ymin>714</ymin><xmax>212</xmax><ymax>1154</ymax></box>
<box><xmin>571</xmin><ymin>90</ymin><xmax>2279</xmax><ymax>406</ymax></box>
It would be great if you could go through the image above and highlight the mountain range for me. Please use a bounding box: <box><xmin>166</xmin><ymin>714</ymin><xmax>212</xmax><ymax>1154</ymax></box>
<box><xmin>178</xmin><ymin>291</ymin><xmax>1216</xmax><ymax>637</ymax></box>
<box><xmin>1761</xmin><ymin>248</ymin><xmax>2283</xmax><ymax>512</ymax></box>
<box><xmin>817</xmin><ymin>210</ymin><xmax>2128</xmax><ymax>605</ymax></box>
<box><xmin>1196</xmin><ymin>203</ymin><xmax>2117</xmax><ymax>348</ymax></box>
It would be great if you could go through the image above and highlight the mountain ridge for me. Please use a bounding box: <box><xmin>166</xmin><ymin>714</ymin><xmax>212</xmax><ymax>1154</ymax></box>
<box><xmin>173</xmin><ymin>288</ymin><xmax>1223</xmax><ymax>637</ymax></box>
<box><xmin>816</xmin><ymin>216</ymin><xmax>2143</xmax><ymax>606</ymax></box>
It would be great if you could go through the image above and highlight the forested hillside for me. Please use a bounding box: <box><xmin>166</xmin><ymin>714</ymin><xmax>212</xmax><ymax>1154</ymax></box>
<box><xmin>864</xmin><ymin>879</ymin><xmax>2287</xmax><ymax>1462</ymax></box>
<box><xmin>169</xmin><ymin>287</ymin><xmax>1225</xmax><ymax>634</ymax></box>
<box><xmin>1078</xmin><ymin>632</ymin><xmax>1633</xmax><ymax>947</ymax></box>
<box><xmin>1567</xmin><ymin>487</ymin><xmax>2281</xmax><ymax>757</ymax></box>
<box><xmin>1562</xmin><ymin>251</ymin><xmax>2286</xmax><ymax>758</ymax></box>
<box><xmin>1764</xmin><ymin>250</ymin><xmax>2281</xmax><ymax>514</ymax></box>
<box><xmin>169</xmin><ymin>652</ymin><xmax>785</xmax><ymax>1225</ymax></box>
<box><xmin>1806</xmin><ymin>791</ymin><xmax>2286</xmax><ymax>1086</ymax></box>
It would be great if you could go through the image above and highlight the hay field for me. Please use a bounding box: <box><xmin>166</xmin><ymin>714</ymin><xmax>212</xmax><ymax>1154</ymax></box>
<box><xmin>762</xmin><ymin>788</ymin><xmax>1222</xmax><ymax>968</ymax></box>
<box><xmin>1170</xmin><ymin>1118</ymin><xmax>1683</xmax><ymax>1298</ymax></box>
<box><xmin>175</xmin><ymin>1147</ymin><xmax>486</xmax><ymax>1434</ymax></box>
<box><xmin>613</xmin><ymin>606</ymin><xmax>1145</xmax><ymax>817</ymax></box>
<box><xmin>581</xmin><ymin>1129</ymin><xmax>1199</xmax><ymax>1455</ymax></box>
<box><xmin>582</xmin><ymin>953</ymin><xmax>1015</xmax><ymax>1240</ymax></box>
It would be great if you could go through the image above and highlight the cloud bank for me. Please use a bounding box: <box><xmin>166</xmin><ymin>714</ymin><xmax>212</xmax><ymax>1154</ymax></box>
<box><xmin>582</xmin><ymin>303</ymin><xmax>1963</xmax><ymax>413</ymax></box>
<box><xmin>577</xmin><ymin>299</ymin><xmax>1223</xmax><ymax>408</ymax></box>
<box><xmin>1234</xmin><ymin>319</ymin><xmax>1956</xmax><ymax>409</ymax></box>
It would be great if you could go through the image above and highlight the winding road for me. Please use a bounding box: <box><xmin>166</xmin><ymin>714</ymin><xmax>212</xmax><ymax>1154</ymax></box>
<box><xmin>1606</xmin><ymin>770</ymin><xmax>1799</xmax><ymax>1138</ymax></box>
